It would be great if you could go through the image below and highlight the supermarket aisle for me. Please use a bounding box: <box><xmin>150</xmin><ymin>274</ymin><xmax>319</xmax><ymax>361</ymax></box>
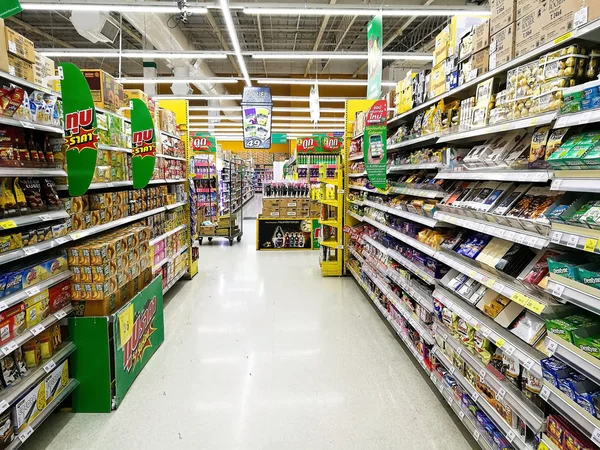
<box><xmin>26</xmin><ymin>220</ymin><xmax>475</xmax><ymax>450</ymax></box>
<box><xmin>243</xmin><ymin>193</ymin><xmax>263</xmax><ymax>219</ymax></box>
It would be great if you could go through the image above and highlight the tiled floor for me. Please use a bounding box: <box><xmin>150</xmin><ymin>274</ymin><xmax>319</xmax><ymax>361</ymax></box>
<box><xmin>25</xmin><ymin>219</ymin><xmax>476</xmax><ymax>450</ymax></box>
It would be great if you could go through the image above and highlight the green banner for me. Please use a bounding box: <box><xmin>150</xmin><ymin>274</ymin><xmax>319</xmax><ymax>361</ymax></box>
<box><xmin>60</xmin><ymin>62</ymin><xmax>98</xmax><ymax>197</ymax></box>
<box><xmin>113</xmin><ymin>276</ymin><xmax>164</xmax><ymax>408</ymax></box>
<box><xmin>191</xmin><ymin>133</ymin><xmax>217</xmax><ymax>153</ymax></box>
<box><xmin>363</xmin><ymin>100</ymin><xmax>387</xmax><ymax>189</ymax></box>
<box><xmin>0</xmin><ymin>0</ymin><xmax>22</xmax><ymax>18</ymax></box>
<box><xmin>131</xmin><ymin>99</ymin><xmax>156</xmax><ymax>189</ymax></box>
<box><xmin>272</xmin><ymin>133</ymin><xmax>287</xmax><ymax>145</ymax></box>
<box><xmin>367</xmin><ymin>15</ymin><xmax>383</xmax><ymax>100</ymax></box>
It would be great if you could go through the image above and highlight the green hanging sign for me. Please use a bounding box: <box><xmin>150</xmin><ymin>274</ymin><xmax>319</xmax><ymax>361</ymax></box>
<box><xmin>363</xmin><ymin>99</ymin><xmax>387</xmax><ymax>189</ymax></box>
<box><xmin>0</xmin><ymin>0</ymin><xmax>22</xmax><ymax>18</ymax></box>
<box><xmin>367</xmin><ymin>15</ymin><xmax>383</xmax><ymax>100</ymax></box>
<box><xmin>60</xmin><ymin>62</ymin><xmax>98</xmax><ymax>197</ymax></box>
<box><xmin>272</xmin><ymin>133</ymin><xmax>287</xmax><ymax>145</ymax></box>
<box><xmin>130</xmin><ymin>99</ymin><xmax>156</xmax><ymax>189</ymax></box>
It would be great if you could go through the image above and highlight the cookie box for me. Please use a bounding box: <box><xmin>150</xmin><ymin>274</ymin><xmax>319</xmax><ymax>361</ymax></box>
<box><xmin>12</xmin><ymin>379</ymin><xmax>46</xmax><ymax>432</ymax></box>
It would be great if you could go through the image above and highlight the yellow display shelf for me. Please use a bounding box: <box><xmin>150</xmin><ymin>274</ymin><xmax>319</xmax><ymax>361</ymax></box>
<box><xmin>321</xmin><ymin>199</ymin><xmax>338</xmax><ymax>207</ymax></box>
<box><xmin>318</xmin><ymin>155</ymin><xmax>343</xmax><ymax>276</ymax></box>
<box><xmin>319</xmin><ymin>219</ymin><xmax>340</xmax><ymax>228</ymax></box>
<box><xmin>320</xmin><ymin>239</ymin><xmax>339</xmax><ymax>249</ymax></box>
<box><xmin>318</xmin><ymin>178</ymin><xmax>340</xmax><ymax>186</ymax></box>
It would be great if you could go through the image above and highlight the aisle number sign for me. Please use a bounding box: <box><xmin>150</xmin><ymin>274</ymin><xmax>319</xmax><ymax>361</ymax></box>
<box><xmin>363</xmin><ymin>100</ymin><xmax>387</xmax><ymax>189</ymax></box>
<box><xmin>191</xmin><ymin>133</ymin><xmax>217</xmax><ymax>153</ymax></box>
<box><xmin>130</xmin><ymin>99</ymin><xmax>156</xmax><ymax>189</ymax></box>
<box><xmin>367</xmin><ymin>15</ymin><xmax>383</xmax><ymax>100</ymax></box>
<box><xmin>60</xmin><ymin>62</ymin><xmax>99</xmax><ymax>197</ymax></box>
<box><xmin>0</xmin><ymin>0</ymin><xmax>22</xmax><ymax>18</ymax></box>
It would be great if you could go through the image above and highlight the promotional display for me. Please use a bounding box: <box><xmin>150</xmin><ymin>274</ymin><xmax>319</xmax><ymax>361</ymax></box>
<box><xmin>113</xmin><ymin>276</ymin><xmax>165</xmax><ymax>408</ymax></box>
<box><xmin>0</xmin><ymin>0</ymin><xmax>21</xmax><ymax>18</ymax></box>
<box><xmin>256</xmin><ymin>219</ymin><xmax>315</xmax><ymax>250</ymax></box>
<box><xmin>241</xmin><ymin>87</ymin><xmax>273</xmax><ymax>149</ymax></box>
<box><xmin>367</xmin><ymin>15</ymin><xmax>382</xmax><ymax>100</ymax></box>
<box><xmin>191</xmin><ymin>133</ymin><xmax>217</xmax><ymax>154</ymax></box>
<box><xmin>363</xmin><ymin>100</ymin><xmax>387</xmax><ymax>189</ymax></box>
<box><xmin>130</xmin><ymin>98</ymin><xmax>156</xmax><ymax>189</ymax></box>
<box><xmin>296</xmin><ymin>135</ymin><xmax>343</xmax><ymax>153</ymax></box>
<box><xmin>60</xmin><ymin>62</ymin><xmax>99</xmax><ymax>197</ymax></box>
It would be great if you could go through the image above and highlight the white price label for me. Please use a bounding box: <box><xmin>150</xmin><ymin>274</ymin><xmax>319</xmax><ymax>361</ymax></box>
<box><xmin>0</xmin><ymin>302</ymin><xmax>6</xmax><ymax>312</ymax></box>
<box><xmin>8</xmin><ymin>41</ymin><xmax>16</xmax><ymax>53</ymax></box>
<box><xmin>30</xmin><ymin>324</ymin><xmax>45</xmax><ymax>336</ymax></box>
<box><xmin>473</xmin><ymin>430</ymin><xmax>480</xmax><ymax>442</ymax></box>
<box><xmin>448</xmin><ymin>397</ymin><xmax>453</xmax><ymax>406</ymax></box>
<box><xmin>566</xmin><ymin>234</ymin><xmax>579</xmax><ymax>248</ymax></box>
<box><xmin>591</xmin><ymin>428</ymin><xmax>600</xmax><ymax>447</ymax></box>
<box><xmin>459</xmin><ymin>411</ymin><xmax>465</xmax><ymax>420</ymax></box>
<box><xmin>442</xmin><ymin>333</ymin><xmax>448</xmax><ymax>342</ymax></box>
<box><xmin>505</xmin><ymin>231</ymin><xmax>516</xmax><ymax>241</ymax></box>
<box><xmin>496</xmin><ymin>229</ymin><xmax>505</xmax><ymax>238</ymax></box>
<box><xmin>106</xmin><ymin>182</ymin><xmax>114</xmax><ymax>187</ymax></box>
<box><xmin>506</xmin><ymin>431</ymin><xmax>516</xmax><ymax>443</ymax></box>
<box><xmin>55</xmin><ymin>237</ymin><xmax>68</xmax><ymax>245</ymax></box>
<box><xmin>515</xmin><ymin>234</ymin><xmax>526</xmax><ymax>244</ymax></box>
<box><xmin>547</xmin><ymin>340</ymin><xmax>558</xmax><ymax>356</ymax></box>
<box><xmin>551</xmin><ymin>231</ymin><xmax>563</xmax><ymax>244</ymax></box>
<box><xmin>450</xmin><ymin>366</ymin><xmax>456</xmax><ymax>375</ymax></box>
<box><xmin>481</xmin><ymin>327</ymin><xmax>492</xmax><ymax>338</ymax></box>
<box><xmin>23</xmin><ymin>247</ymin><xmax>39</xmax><ymax>256</ymax></box>
<box><xmin>526</xmin><ymin>236</ymin><xmax>537</xmax><ymax>247</ymax></box>
<box><xmin>494</xmin><ymin>283</ymin><xmax>505</xmax><ymax>294</ymax></box>
<box><xmin>0</xmin><ymin>400</ymin><xmax>8</xmax><ymax>414</ymax></box>
<box><xmin>25</xmin><ymin>286</ymin><xmax>40</xmax><ymax>297</ymax></box>
<box><xmin>38</xmin><ymin>214</ymin><xmax>52</xmax><ymax>221</ymax></box>
<box><xmin>504</xmin><ymin>345</ymin><xmax>515</xmax><ymax>356</ymax></box>
<box><xmin>19</xmin><ymin>121</ymin><xmax>35</xmax><ymax>129</ymax></box>
<box><xmin>43</xmin><ymin>360</ymin><xmax>56</xmax><ymax>373</ymax></box>
<box><xmin>1</xmin><ymin>341</ymin><xmax>17</xmax><ymax>355</ymax></box>
<box><xmin>551</xmin><ymin>284</ymin><xmax>565</xmax><ymax>298</ymax></box>
<box><xmin>18</xmin><ymin>426</ymin><xmax>33</xmax><ymax>443</ymax></box>
<box><xmin>472</xmin><ymin>392</ymin><xmax>480</xmax><ymax>403</ymax></box>
<box><xmin>551</xmin><ymin>179</ymin><xmax>562</xmax><ymax>190</ymax></box>
<box><xmin>540</xmin><ymin>386</ymin><xmax>551</xmax><ymax>401</ymax></box>
<box><xmin>456</xmin><ymin>347</ymin><xmax>463</xmax><ymax>357</ymax></box>
<box><xmin>479</xmin><ymin>369</ymin><xmax>486</xmax><ymax>381</ymax></box>
<box><xmin>524</xmin><ymin>359</ymin><xmax>535</xmax><ymax>371</ymax></box>
<box><xmin>497</xmin><ymin>388</ymin><xmax>506</xmax><ymax>402</ymax></box>
<box><xmin>533</xmin><ymin>172</ymin><xmax>545</xmax><ymax>182</ymax></box>
<box><xmin>54</xmin><ymin>310</ymin><xmax>67</xmax><ymax>320</ymax></box>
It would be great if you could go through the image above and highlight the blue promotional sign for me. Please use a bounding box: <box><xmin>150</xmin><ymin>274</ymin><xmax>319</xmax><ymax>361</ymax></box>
<box><xmin>241</xmin><ymin>87</ymin><xmax>273</xmax><ymax>149</ymax></box>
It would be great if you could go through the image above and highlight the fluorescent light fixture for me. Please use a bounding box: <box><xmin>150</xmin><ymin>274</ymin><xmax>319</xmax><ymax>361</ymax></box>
<box><xmin>220</xmin><ymin>0</ymin><xmax>251</xmax><ymax>86</ymax></box>
<box><xmin>153</xmin><ymin>94</ymin><xmax>243</xmax><ymax>101</ymax></box>
<box><xmin>189</xmin><ymin>106</ymin><xmax>344</xmax><ymax>113</ymax></box>
<box><xmin>39</xmin><ymin>49</ymin><xmax>226</xmax><ymax>59</ymax></box>
<box><xmin>189</xmin><ymin>116</ymin><xmax>243</xmax><ymax>121</ymax></box>
<box><xmin>274</xmin><ymin>107</ymin><xmax>343</xmax><ymax>113</ymax></box>
<box><xmin>21</xmin><ymin>2</ymin><xmax>208</xmax><ymax>13</ymax></box>
<box><xmin>189</xmin><ymin>106</ymin><xmax>241</xmax><ymax>112</ymax></box>
<box><xmin>251</xmin><ymin>52</ymin><xmax>431</xmax><ymax>61</ymax></box>
<box><xmin>117</xmin><ymin>77</ymin><xmax>240</xmax><ymax>85</ymax></box>
<box><xmin>254</xmin><ymin>78</ymin><xmax>397</xmax><ymax>87</ymax></box>
<box><xmin>191</xmin><ymin>122</ymin><xmax>340</xmax><ymax>128</ymax></box>
<box><xmin>273</xmin><ymin>117</ymin><xmax>344</xmax><ymax>122</ymax></box>
<box><xmin>243</xmin><ymin>6</ymin><xmax>490</xmax><ymax>17</ymax></box>
<box><xmin>190</xmin><ymin>128</ymin><xmax>343</xmax><ymax>133</ymax></box>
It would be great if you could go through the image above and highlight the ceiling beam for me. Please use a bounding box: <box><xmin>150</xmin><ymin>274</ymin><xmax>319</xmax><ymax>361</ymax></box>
<box><xmin>303</xmin><ymin>0</ymin><xmax>336</xmax><ymax>77</ymax></box>
<box><xmin>204</xmin><ymin>9</ymin><xmax>243</xmax><ymax>77</ymax></box>
<box><xmin>256</xmin><ymin>15</ymin><xmax>268</xmax><ymax>76</ymax></box>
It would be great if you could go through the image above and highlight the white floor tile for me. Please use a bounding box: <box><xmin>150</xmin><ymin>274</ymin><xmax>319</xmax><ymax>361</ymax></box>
<box><xmin>23</xmin><ymin>219</ymin><xmax>476</xmax><ymax>450</ymax></box>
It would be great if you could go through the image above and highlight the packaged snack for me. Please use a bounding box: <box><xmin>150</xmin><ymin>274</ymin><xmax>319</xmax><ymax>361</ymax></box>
<box><xmin>546</xmin><ymin>314</ymin><xmax>598</xmax><ymax>344</ymax></box>
<box><xmin>0</xmin><ymin>178</ymin><xmax>17</xmax><ymax>215</ymax></box>
<box><xmin>529</xmin><ymin>127</ymin><xmax>551</xmax><ymax>167</ymax></box>
<box><xmin>18</xmin><ymin>178</ymin><xmax>43</xmax><ymax>211</ymax></box>
<box><xmin>40</xmin><ymin>178</ymin><xmax>60</xmax><ymax>210</ymax></box>
<box><xmin>541</xmin><ymin>357</ymin><xmax>574</xmax><ymax>387</ymax></box>
<box><xmin>0</xmin><ymin>352</ymin><xmax>20</xmax><ymax>386</ymax></box>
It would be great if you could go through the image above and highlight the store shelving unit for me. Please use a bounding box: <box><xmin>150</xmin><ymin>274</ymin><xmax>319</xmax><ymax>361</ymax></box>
<box><xmin>319</xmin><ymin>157</ymin><xmax>343</xmax><ymax>276</ymax></box>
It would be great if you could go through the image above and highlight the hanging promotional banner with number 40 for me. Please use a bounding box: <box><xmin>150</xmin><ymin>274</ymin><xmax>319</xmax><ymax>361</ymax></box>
<box><xmin>191</xmin><ymin>134</ymin><xmax>216</xmax><ymax>153</ymax></box>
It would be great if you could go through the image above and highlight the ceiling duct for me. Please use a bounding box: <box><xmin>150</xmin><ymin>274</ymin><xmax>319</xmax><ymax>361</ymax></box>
<box><xmin>70</xmin><ymin>11</ymin><xmax>120</xmax><ymax>43</ymax></box>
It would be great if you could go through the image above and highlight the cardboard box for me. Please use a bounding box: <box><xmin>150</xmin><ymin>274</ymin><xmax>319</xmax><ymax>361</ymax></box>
<box><xmin>44</xmin><ymin>359</ymin><xmax>69</xmax><ymax>404</ymax></box>
<box><xmin>0</xmin><ymin>19</ymin><xmax>8</xmax><ymax>73</ymax></box>
<box><xmin>5</xmin><ymin>27</ymin><xmax>35</xmax><ymax>64</ymax></box>
<box><xmin>81</xmin><ymin>69</ymin><xmax>124</xmax><ymax>112</ymax></box>
<box><xmin>279</xmin><ymin>199</ymin><xmax>300</xmax><ymax>208</ymax></box>
<box><xmin>123</xmin><ymin>89</ymin><xmax>148</xmax><ymax>118</ymax></box>
<box><xmin>473</xmin><ymin>20</ymin><xmax>490</xmax><ymax>53</ymax></box>
<box><xmin>261</xmin><ymin>209</ymin><xmax>280</xmax><ymax>218</ymax></box>
<box><xmin>434</xmin><ymin>26</ymin><xmax>450</xmax><ymax>66</ymax></box>
<box><xmin>279</xmin><ymin>208</ymin><xmax>298</xmax><ymax>217</ymax></box>
<box><xmin>490</xmin><ymin>0</ymin><xmax>516</xmax><ymax>35</ymax></box>
<box><xmin>515</xmin><ymin>7</ymin><xmax>544</xmax><ymax>57</ymax></box>
<box><xmin>538</xmin><ymin>0</ymin><xmax>579</xmax><ymax>46</ymax></box>
<box><xmin>516</xmin><ymin>0</ymin><xmax>539</xmax><ymax>20</ymax></box>
<box><xmin>13</xmin><ymin>380</ymin><xmax>45</xmax><ymax>433</ymax></box>
<box><xmin>471</xmin><ymin>48</ymin><xmax>489</xmax><ymax>76</ymax></box>
<box><xmin>298</xmin><ymin>208</ymin><xmax>310</xmax><ymax>218</ymax></box>
<box><xmin>72</xmin><ymin>296</ymin><xmax>117</xmax><ymax>316</ymax></box>
<box><xmin>430</xmin><ymin>62</ymin><xmax>446</xmax><ymax>98</ymax></box>
<box><xmin>262</xmin><ymin>199</ymin><xmax>279</xmax><ymax>209</ymax></box>
<box><xmin>7</xmin><ymin>54</ymin><xmax>34</xmax><ymax>83</ymax></box>
<box><xmin>34</xmin><ymin>52</ymin><xmax>55</xmax><ymax>86</ymax></box>
<box><xmin>489</xmin><ymin>22</ymin><xmax>516</xmax><ymax>70</ymax></box>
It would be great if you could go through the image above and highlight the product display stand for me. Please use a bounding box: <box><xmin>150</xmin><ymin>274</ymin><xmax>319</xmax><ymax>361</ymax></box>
<box><xmin>319</xmin><ymin>156</ymin><xmax>343</xmax><ymax>276</ymax></box>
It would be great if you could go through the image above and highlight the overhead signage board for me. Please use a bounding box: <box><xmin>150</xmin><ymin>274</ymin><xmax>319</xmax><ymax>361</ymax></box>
<box><xmin>242</xmin><ymin>87</ymin><xmax>273</xmax><ymax>149</ymax></box>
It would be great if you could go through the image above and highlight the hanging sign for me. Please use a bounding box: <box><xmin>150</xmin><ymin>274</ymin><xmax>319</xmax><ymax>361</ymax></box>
<box><xmin>296</xmin><ymin>136</ymin><xmax>320</xmax><ymax>153</ymax></box>
<box><xmin>367</xmin><ymin>15</ymin><xmax>383</xmax><ymax>100</ymax></box>
<box><xmin>323</xmin><ymin>136</ymin><xmax>343</xmax><ymax>152</ymax></box>
<box><xmin>363</xmin><ymin>99</ymin><xmax>387</xmax><ymax>189</ymax></box>
<box><xmin>272</xmin><ymin>133</ymin><xmax>287</xmax><ymax>145</ymax></box>
<box><xmin>130</xmin><ymin>99</ymin><xmax>156</xmax><ymax>189</ymax></box>
<box><xmin>191</xmin><ymin>133</ymin><xmax>217</xmax><ymax>153</ymax></box>
<box><xmin>296</xmin><ymin>135</ymin><xmax>342</xmax><ymax>153</ymax></box>
<box><xmin>241</xmin><ymin>87</ymin><xmax>273</xmax><ymax>149</ymax></box>
<box><xmin>0</xmin><ymin>0</ymin><xmax>22</xmax><ymax>18</ymax></box>
<box><xmin>59</xmin><ymin>62</ymin><xmax>98</xmax><ymax>197</ymax></box>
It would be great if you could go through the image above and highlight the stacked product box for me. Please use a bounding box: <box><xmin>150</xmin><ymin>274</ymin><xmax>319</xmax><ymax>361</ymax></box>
<box><xmin>81</xmin><ymin>69</ymin><xmax>124</xmax><ymax>113</ymax></box>
<box><xmin>68</xmin><ymin>225</ymin><xmax>152</xmax><ymax>316</ymax></box>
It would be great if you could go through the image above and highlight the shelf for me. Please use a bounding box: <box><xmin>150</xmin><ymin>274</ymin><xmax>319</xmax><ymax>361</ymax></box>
<box><xmin>387</xmin><ymin>133</ymin><xmax>440</xmax><ymax>151</ymax></box>
<box><xmin>545</xmin><ymin>273</ymin><xmax>600</xmax><ymax>316</ymax></box>
<box><xmin>163</xmin><ymin>268</ymin><xmax>187</xmax><ymax>295</ymax></box>
<box><xmin>149</xmin><ymin>224</ymin><xmax>187</xmax><ymax>246</ymax></box>
<box><xmin>156</xmin><ymin>154</ymin><xmax>186</xmax><ymax>161</ymax></box>
<box><xmin>319</xmin><ymin>219</ymin><xmax>340</xmax><ymax>228</ymax></box>
<box><xmin>347</xmin><ymin>211</ymin><xmax>363</xmax><ymax>222</ymax></box>
<box><xmin>348</xmin><ymin>245</ymin><xmax>365</xmax><ymax>264</ymax></box>
<box><xmin>545</xmin><ymin>332</ymin><xmax>600</xmax><ymax>386</ymax></box>
<box><xmin>56</xmin><ymin>180</ymin><xmax>133</xmax><ymax>190</ymax></box>
<box><xmin>551</xmin><ymin>170</ymin><xmax>600</xmax><ymax>193</ymax></box>
<box><xmin>541</xmin><ymin>382</ymin><xmax>600</xmax><ymax>445</ymax></box>
<box><xmin>363</xmin><ymin>216</ymin><xmax>437</xmax><ymax>257</ymax></box>
<box><xmin>348</xmin><ymin>172</ymin><xmax>366</xmax><ymax>178</ymax></box>
<box><xmin>318</xmin><ymin>178</ymin><xmax>339</xmax><ymax>186</ymax></box>
<box><xmin>166</xmin><ymin>201</ymin><xmax>187</xmax><ymax>210</ymax></box>
<box><xmin>0</xmin><ymin>167</ymin><xmax>66</xmax><ymax>177</ymax></box>
<box><xmin>433</xmin><ymin>211</ymin><xmax>549</xmax><ymax>249</ymax></box>
<box><xmin>321</xmin><ymin>199</ymin><xmax>339</xmax><ymax>207</ymax></box>
<box><xmin>433</xmin><ymin>347</ymin><xmax>528</xmax><ymax>450</ymax></box>
<box><xmin>8</xmin><ymin>378</ymin><xmax>79</xmax><ymax>449</ymax></box>
<box><xmin>550</xmin><ymin>222</ymin><xmax>600</xmax><ymax>255</ymax></box>
<box><xmin>319</xmin><ymin>239</ymin><xmax>340</xmax><ymax>249</ymax></box>
<box><xmin>555</xmin><ymin>109</ymin><xmax>600</xmax><ymax>129</ymax></box>
<box><xmin>0</xmin><ymin>235</ymin><xmax>72</xmax><ymax>267</ymax></box>
<box><xmin>436</xmin><ymin>323</ymin><xmax>545</xmax><ymax>432</ymax></box>
<box><xmin>386</xmin><ymin>268</ymin><xmax>434</xmax><ymax>312</ymax></box>
<box><xmin>0</xmin><ymin>210</ymin><xmax>69</xmax><ymax>231</ymax></box>
<box><xmin>349</xmin><ymin>185</ymin><xmax>379</xmax><ymax>193</ymax></box>
<box><xmin>539</xmin><ymin>435</ymin><xmax>561</xmax><ymax>450</ymax></box>
<box><xmin>0</xmin><ymin>342</ymin><xmax>76</xmax><ymax>408</ymax></box>
<box><xmin>433</xmin><ymin>286</ymin><xmax>545</xmax><ymax>379</ymax></box>
<box><xmin>0</xmin><ymin>305</ymin><xmax>74</xmax><ymax>358</ymax></box>
<box><xmin>387</xmin><ymin>248</ymin><xmax>435</xmax><ymax>285</ymax></box>
<box><xmin>98</xmin><ymin>144</ymin><xmax>131</xmax><ymax>153</ymax></box>
<box><xmin>435</xmin><ymin>248</ymin><xmax>561</xmax><ymax>316</ymax></box>
<box><xmin>364</xmin><ymin>200</ymin><xmax>445</xmax><ymax>228</ymax></box>
<box><xmin>437</xmin><ymin>113</ymin><xmax>557</xmax><ymax>144</ymax></box>
<box><xmin>348</xmin><ymin>199</ymin><xmax>364</xmax><ymax>206</ymax></box>
<box><xmin>160</xmin><ymin>130</ymin><xmax>182</xmax><ymax>140</ymax></box>
<box><xmin>388</xmin><ymin>185</ymin><xmax>446</xmax><ymax>199</ymax></box>
<box><xmin>348</xmin><ymin>153</ymin><xmax>363</xmax><ymax>161</ymax></box>
<box><xmin>387</xmin><ymin>161</ymin><xmax>443</xmax><ymax>172</ymax></box>
<box><xmin>0</xmin><ymin>271</ymin><xmax>72</xmax><ymax>314</ymax></box>
<box><xmin>352</xmin><ymin>132</ymin><xmax>364</xmax><ymax>140</ymax></box>
<box><xmin>385</xmin><ymin>289</ymin><xmax>435</xmax><ymax>345</ymax></box>
<box><xmin>435</xmin><ymin>168</ymin><xmax>551</xmax><ymax>183</ymax></box>
<box><xmin>0</xmin><ymin>70</ymin><xmax>60</xmax><ymax>96</ymax></box>
<box><xmin>152</xmin><ymin>244</ymin><xmax>189</xmax><ymax>273</ymax></box>
<box><xmin>0</xmin><ymin>116</ymin><xmax>63</xmax><ymax>135</ymax></box>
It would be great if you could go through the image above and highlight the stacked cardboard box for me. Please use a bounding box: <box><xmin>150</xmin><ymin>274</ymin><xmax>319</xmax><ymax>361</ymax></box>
<box><xmin>123</xmin><ymin>89</ymin><xmax>149</xmax><ymax>118</ymax></box>
<box><xmin>261</xmin><ymin>198</ymin><xmax>312</xmax><ymax>218</ymax></box>
<box><xmin>4</xmin><ymin>26</ymin><xmax>35</xmax><ymax>83</ymax></box>
<box><xmin>34</xmin><ymin>52</ymin><xmax>55</xmax><ymax>86</ymax></box>
<box><xmin>489</xmin><ymin>0</ymin><xmax>516</xmax><ymax>70</ymax></box>
<box><xmin>216</xmin><ymin>215</ymin><xmax>239</xmax><ymax>235</ymax></box>
<box><xmin>81</xmin><ymin>69</ymin><xmax>124</xmax><ymax>112</ymax></box>
<box><xmin>159</xmin><ymin>108</ymin><xmax>177</xmax><ymax>135</ymax></box>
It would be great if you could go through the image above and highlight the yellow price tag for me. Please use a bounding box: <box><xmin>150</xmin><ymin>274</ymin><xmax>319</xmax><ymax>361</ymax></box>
<box><xmin>485</xmin><ymin>279</ymin><xmax>495</xmax><ymax>288</ymax></box>
<box><xmin>530</xmin><ymin>118</ymin><xmax>539</xmax><ymax>126</ymax></box>
<box><xmin>525</xmin><ymin>299</ymin><xmax>545</xmax><ymax>315</ymax></box>
<box><xmin>510</xmin><ymin>292</ymin><xmax>527</xmax><ymax>306</ymax></box>
<box><xmin>468</xmin><ymin>270</ymin><xmax>476</xmax><ymax>279</ymax></box>
<box><xmin>538</xmin><ymin>442</ymin><xmax>550</xmax><ymax>450</ymax></box>
<box><xmin>583</xmin><ymin>238</ymin><xmax>598</xmax><ymax>253</ymax></box>
<box><xmin>117</xmin><ymin>303</ymin><xmax>134</xmax><ymax>349</ymax></box>
<box><xmin>554</xmin><ymin>31</ymin><xmax>572</xmax><ymax>44</ymax></box>
<box><xmin>495</xmin><ymin>338</ymin><xmax>505</xmax><ymax>348</ymax></box>
<box><xmin>0</xmin><ymin>220</ymin><xmax>16</xmax><ymax>229</ymax></box>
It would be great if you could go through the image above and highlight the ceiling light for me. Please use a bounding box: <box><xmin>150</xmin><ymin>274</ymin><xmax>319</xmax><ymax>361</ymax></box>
<box><xmin>153</xmin><ymin>94</ymin><xmax>243</xmax><ymax>101</ymax></box>
<box><xmin>39</xmin><ymin>49</ymin><xmax>226</xmax><ymax>59</ymax></box>
<box><xmin>117</xmin><ymin>77</ymin><xmax>240</xmax><ymax>84</ymax></box>
<box><xmin>188</xmin><ymin>106</ymin><xmax>345</xmax><ymax>113</ymax></box>
<box><xmin>220</xmin><ymin>0</ymin><xmax>251</xmax><ymax>86</ymax></box>
<box><xmin>189</xmin><ymin>106</ymin><xmax>241</xmax><ymax>112</ymax></box>
<box><xmin>255</xmin><ymin>78</ymin><xmax>397</xmax><ymax>87</ymax></box>
<box><xmin>251</xmin><ymin>52</ymin><xmax>431</xmax><ymax>61</ymax></box>
<box><xmin>21</xmin><ymin>2</ymin><xmax>208</xmax><ymax>13</ymax></box>
<box><xmin>243</xmin><ymin>6</ymin><xmax>490</xmax><ymax>17</ymax></box>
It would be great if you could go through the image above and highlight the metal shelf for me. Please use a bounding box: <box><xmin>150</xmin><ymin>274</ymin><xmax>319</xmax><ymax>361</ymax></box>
<box><xmin>388</xmin><ymin>185</ymin><xmax>446</xmax><ymax>199</ymax></box>
<box><xmin>435</xmin><ymin>169</ymin><xmax>551</xmax><ymax>182</ymax></box>
<box><xmin>0</xmin><ymin>70</ymin><xmax>60</xmax><ymax>96</ymax></box>
<box><xmin>8</xmin><ymin>379</ymin><xmax>79</xmax><ymax>449</ymax></box>
<box><xmin>349</xmin><ymin>185</ymin><xmax>378</xmax><ymax>193</ymax></box>
<box><xmin>434</xmin><ymin>211</ymin><xmax>549</xmax><ymax>249</ymax></box>
<box><xmin>98</xmin><ymin>144</ymin><xmax>131</xmax><ymax>153</ymax></box>
<box><xmin>545</xmin><ymin>273</ymin><xmax>600</xmax><ymax>316</ymax></box>
<box><xmin>152</xmin><ymin>244</ymin><xmax>189</xmax><ymax>273</ymax></box>
<box><xmin>387</xmin><ymin>248</ymin><xmax>435</xmax><ymax>285</ymax></box>
<box><xmin>436</xmin><ymin>323</ymin><xmax>545</xmax><ymax>432</ymax></box>
<box><xmin>160</xmin><ymin>130</ymin><xmax>182</xmax><ymax>140</ymax></box>
<box><xmin>163</xmin><ymin>268</ymin><xmax>187</xmax><ymax>295</ymax></box>
<box><xmin>0</xmin><ymin>116</ymin><xmax>63</xmax><ymax>135</ymax></box>
<box><xmin>348</xmin><ymin>153</ymin><xmax>363</xmax><ymax>161</ymax></box>
<box><xmin>551</xmin><ymin>170</ymin><xmax>600</xmax><ymax>193</ymax></box>
<box><xmin>545</xmin><ymin>332</ymin><xmax>600</xmax><ymax>386</ymax></box>
<box><xmin>149</xmin><ymin>224</ymin><xmax>187</xmax><ymax>245</ymax></box>
<box><xmin>363</xmin><ymin>216</ymin><xmax>437</xmax><ymax>256</ymax></box>
<box><xmin>364</xmin><ymin>200</ymin><xmax>446</xmax><ymax>228</ymax></box>
<box><xmin>387</xmin><ymin>133</ymin><xmax>440</xmax><ymax>151</ymax></box>
<box><xmin>0</xmin><ymin>235</ymin><xmax>72</xmax><ymax>267</ymax></box>
<box><xmin>433</xmin><ymin>286</ymin><xmax>546</xmax><ymax>379</ymax></box>
<box><xmin>0</xmin><ymin>167</ymin><xmax>66</xmax><ymax>177</ymax></box>
<box><xmin>555</xmin><ymin>109</ymin><xmax>600</xmax><ymax>128</ymax></box>
<box><xmin>348</xmin><ymin>245</ymin><xmax>364</xmax><ymax>264</ymax></box>
<box><xmin>347</xmin><ymin>211</ymin><xmax>363</xmax><ymax>222</ymax></box>
<box><xmin>0</xmin><ymin>271</ymin><xmax>72</xmax><ymax>314</ymax></box>
<box><xmin>348</xmin><ymin>172</ymin><xmax>366</xmax><ymax>178</ymax></box>
<box><xmin>386</xmin><ymin>289</ymin><xmax>435</xmax><ymax>345</ymax></box>
<box><xmin>166</xmin><ymin>201</ymin><xmax>187</xmax><ymax>210</ymax></box>
<box><xmin>0</xmin><ymin>210</ymin><xmax>69</xmax><ymax>231</ymax></box>
<box><xmin>550</xmin><ymin>222</ymin><xmax>600</xmax><ymax>255</ymax></box>
<box><xmin>386</xmin><ymin>268</ymin><xmax>434</xmax><ymax>312</ymax></box>
<box><xmin>387</xmin><ymin>161</ymin><xmax>443</xmax><ymax>171</ymax></box>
